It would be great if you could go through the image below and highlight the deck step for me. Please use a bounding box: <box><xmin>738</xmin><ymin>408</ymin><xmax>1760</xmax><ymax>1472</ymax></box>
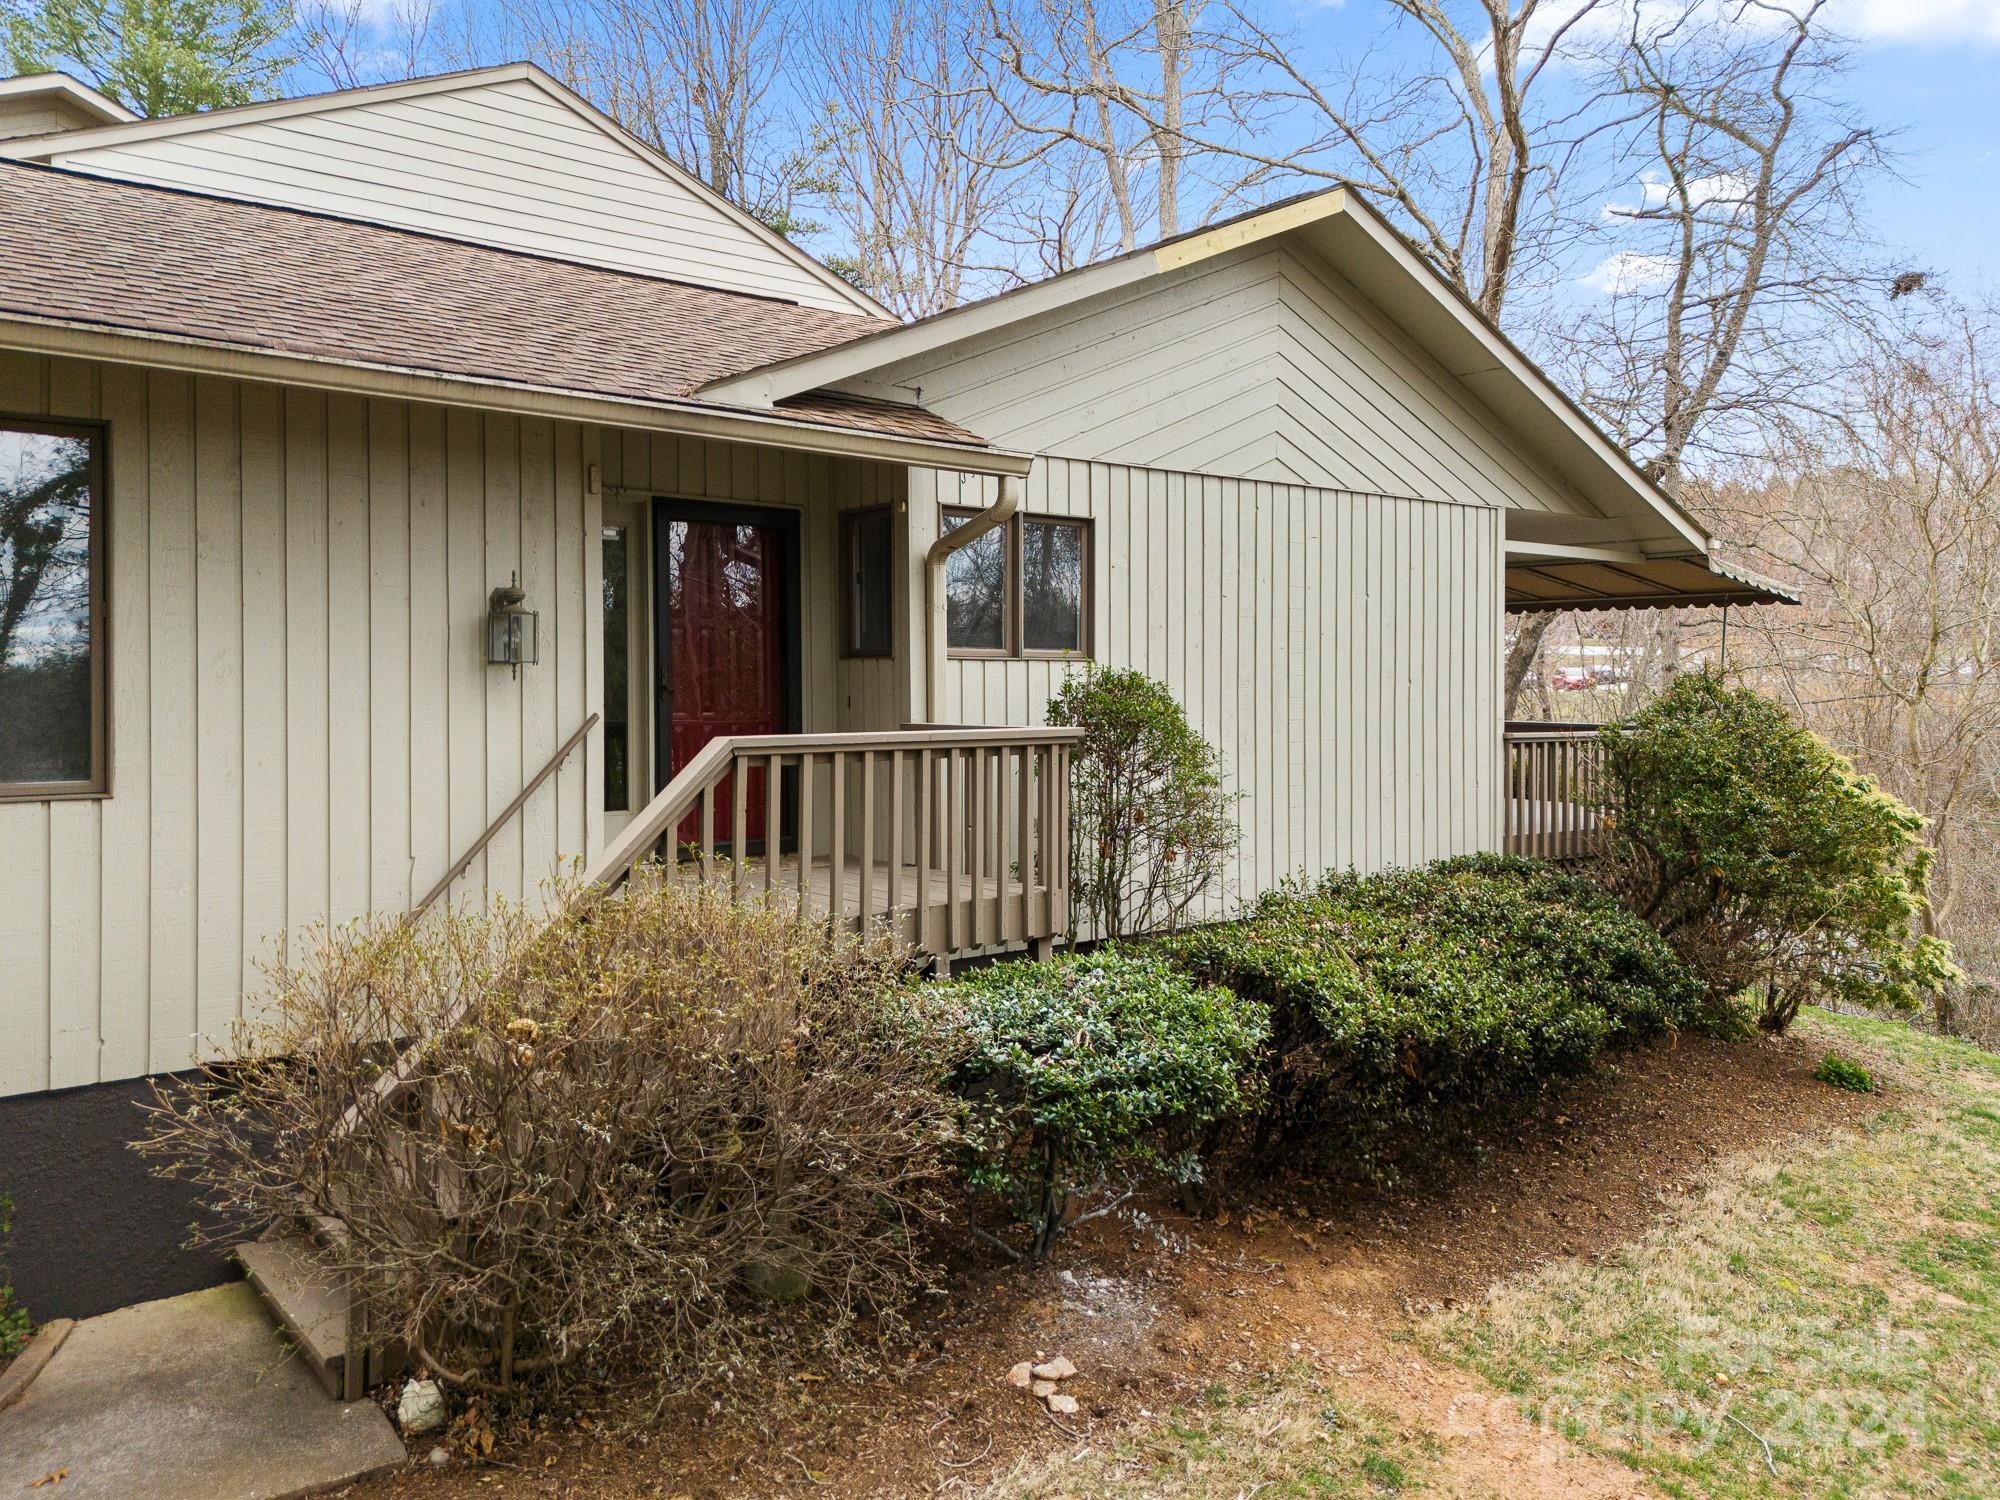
<box><xmin>235</xmin><ymin>1232</ymin><xmax>356</xmax><ymax>1400</ymax></box>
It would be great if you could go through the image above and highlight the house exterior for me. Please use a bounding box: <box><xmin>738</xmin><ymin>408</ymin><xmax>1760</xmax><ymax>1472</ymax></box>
<box><xmin>0</xmin><ymin>63</ymin><xmax>1781</xmax><ymax>1318</ymax></box>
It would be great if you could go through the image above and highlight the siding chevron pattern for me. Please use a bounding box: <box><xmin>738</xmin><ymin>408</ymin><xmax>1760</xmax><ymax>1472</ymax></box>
<box><xmin>885</xmin><ymin>244</ymin><xmax>1593</xmax><ymax>514</ymax></box>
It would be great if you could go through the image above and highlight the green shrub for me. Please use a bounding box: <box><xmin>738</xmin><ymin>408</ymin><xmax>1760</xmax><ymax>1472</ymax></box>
<box><xmin>1160</xmin><ymin>854</ymin><xmax>1704</xmax><ymax>1167</ymax></box>
<box><xmin>1814</xmin><ymin>1053</ymin><xmax>1877</xmax><ymax>1093</ymax></box>
<box><xmin>1596</xmin><ymin>673</ymin><xmax>1959</xmax><ymax>1033</ymax></box>
<box><xmin>0</xmin><ymin>1194</ymin><xmax>28</xmax><ymax>1358</ymax></box>
<box><xmin>1048</xmin><ymin>665</ymin><xmax>1240</xmax><ymax>939</ymax></box>
<box><xmin>937</xmin><ymin>949</ymin><xmax>1267</xmax><ymax>1258</ymax></box>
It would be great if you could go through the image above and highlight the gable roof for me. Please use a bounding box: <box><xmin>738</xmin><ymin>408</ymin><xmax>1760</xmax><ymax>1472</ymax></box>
<box><xmin>704</xmin><ymin>187</ymin><xmax>1771</xmax><ymax>593</ymax></box>
<box><xmin>0</xmin><ymin>62</ymin><xmax>890</xmax><ymax>319</ymax></box>
<box><xmin>0</xmin><ymin>72</ymin><xmax>137</xmax><ymax>131</ymax></box>
<box><xmin>0</xmin><ymin>159</ymin><xmax>999</xmax><ymax>461</ymax></box>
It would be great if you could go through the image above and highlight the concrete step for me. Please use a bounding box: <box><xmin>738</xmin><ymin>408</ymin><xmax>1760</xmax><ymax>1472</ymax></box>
<box><xmin>0</xmin><ymin>1282</ymin><xmax>405</xmax><ymax>1500</ymax></box>
<box><xmin>236</xmin><ymin>1233</ymin><xmax>353</xmax><ymax>1399</ymax></box>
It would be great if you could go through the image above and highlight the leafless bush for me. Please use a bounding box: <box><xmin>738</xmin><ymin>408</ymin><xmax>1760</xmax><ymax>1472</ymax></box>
<box><xmin>140</xmin><ymin>876</ymin><xmax>962</xmax><ymax>1398</ymax></box>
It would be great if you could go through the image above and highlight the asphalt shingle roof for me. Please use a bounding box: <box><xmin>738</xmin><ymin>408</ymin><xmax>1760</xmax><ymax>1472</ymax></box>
<box><xmin>0</xmin><ymin>159</ymin><xmax>985</xmax><ymax>447</ymax></box>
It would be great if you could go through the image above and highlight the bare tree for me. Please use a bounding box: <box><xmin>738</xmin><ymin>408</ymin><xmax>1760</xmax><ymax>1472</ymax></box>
<box><xmin>973</xmin><ymin>0</ymin><xmax>1243</xmax><ymax>252</ymax></box>
<box><xmin>1510</xmin><ymin>0</ymin><xmax>1886</xmax><ymax>710</ymax></box>
<box><xmin>495</xmin><ymin>0</ymin><xmax>825</xmax><ymax>231</ymax></box>
<box><xmin>1213</xmin><ymin>1</ymin><xmax>1620</xmax><ymax>323</ymax></box>
<box><xmin>809</xmin><ymin>0</ymin><xmax>1025</xmax><ymax>316</ymax></box>
<box><xmin>290</xmin><ymin>0</ymin><xmax>466</xmax><ymax>90</ymax></box>
<box><xmin>1734</xmin><ymin>299</ymin><xmax>2000</xmax><ymax>1034</ymax></box>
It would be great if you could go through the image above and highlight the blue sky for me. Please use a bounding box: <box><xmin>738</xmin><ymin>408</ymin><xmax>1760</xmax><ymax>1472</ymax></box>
<box><xmin>1276</xmin><ymin>0</ymin><xmax>2000</xmax><ymax>298</ymax></box>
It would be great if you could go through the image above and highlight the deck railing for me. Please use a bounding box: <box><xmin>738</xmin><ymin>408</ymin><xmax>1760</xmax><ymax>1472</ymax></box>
<box><xmin>584</xmin><ymin>726</ymin><xmax>1084</xmax><ymax>961</ymax></box>
<box><xmin>1503</xmin><ymin>722</ymin><xmax>1606</xmax><ymax>860</ymax></box>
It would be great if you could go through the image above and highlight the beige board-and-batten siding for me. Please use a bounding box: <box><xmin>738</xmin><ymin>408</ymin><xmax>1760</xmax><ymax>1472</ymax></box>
<box><xmin>909</xmin><ymin>457</ymin><xmax>1505</xmax><ymax>924</ymax></box>
<box><xmin>0</xmin><ymin>351</ymin><xmax>601</xmax><ymax>1097</ymax></box>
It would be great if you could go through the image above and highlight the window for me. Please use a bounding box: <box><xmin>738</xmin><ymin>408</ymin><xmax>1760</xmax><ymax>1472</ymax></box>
<box><xmin>942</xmin><ymin>510</ymin><xmax>1008</xmax><ymax>652</ymax></box>
<box><xmin>1021</xmin><ymin>517</ymin><xmax>1086</xmax><ymax>653</ymax></box>
<box><xmin>841</xmin><ymin>507</ymin><xmax>895</xmax><ymax>657</ymax></box>
<box><xmin>602</xmin><ymin>524</ymin><xmax>631</xmax><ymax>813</ymax></box>
<box><xmin>0</xmin><ymin>419</ymin><xmax>104</xmax><ymax>797</ymax></box>
<box><xmin>943</xmin><ymin>508</ymin><xmax>1090</xmax><ymax>658</ymax></box>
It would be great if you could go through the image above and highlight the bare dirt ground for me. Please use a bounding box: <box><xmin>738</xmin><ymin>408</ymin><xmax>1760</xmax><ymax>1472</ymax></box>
<box><xmin>341</xmin><ymin>1029</ymin><xmax>1875</xmax><ymax>1499</ymax></box>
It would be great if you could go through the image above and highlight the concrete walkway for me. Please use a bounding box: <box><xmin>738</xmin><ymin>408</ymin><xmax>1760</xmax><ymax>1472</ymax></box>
<box><xmin>0</xmin><ymin>1282</ymin><xmax>405</xmax><ymax>1499</ymax></box>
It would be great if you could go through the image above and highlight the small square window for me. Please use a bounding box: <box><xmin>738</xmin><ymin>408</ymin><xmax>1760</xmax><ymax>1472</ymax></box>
<box><xmin>841</xmin><ymin>507</ymin><xmax>895</xmax><ymax>657</ymax></box>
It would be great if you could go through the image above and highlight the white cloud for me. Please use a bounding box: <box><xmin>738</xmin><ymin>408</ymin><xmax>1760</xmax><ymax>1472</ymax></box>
<box><xmin>1836</xmin><ymin>0</ymin><xmax>2000</xmax><ymax>44</ymax></box>
<box><xmin>1521</xmin><ymin>0</ymin><xmax>2000</xmax><ymax>55</ymax></box>
<box><xmin>1579</xmin><ymin>250</ymin><xmax>1679</xmax><ymax>294</ymax></box>
<box><xmin>1640</xmin><ymin>170</ymin><xmax>1751</xmax><ymax>211</ymax></box>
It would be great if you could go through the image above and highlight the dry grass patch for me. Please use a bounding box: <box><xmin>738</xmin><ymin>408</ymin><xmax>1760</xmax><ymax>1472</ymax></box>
<box><xmin>1421</xmin><ymin>1010</ymin><xmax>2000</xmax><ymax>1499</ymax></box>
<box><xmin>981</xmin><ymin>1367</ymin><xmax>1435</xmax><ymax>1498</ymax></box>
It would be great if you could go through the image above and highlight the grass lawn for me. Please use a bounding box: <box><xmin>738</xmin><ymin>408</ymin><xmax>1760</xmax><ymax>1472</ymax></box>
<box><xmin>991</xmin><ymin>1012</ymin><xmax>2000</xmax><ymax>1499</ymax></box>
<box><xmin>988</xmin><ymin>1369</ymin><xmax>1438</xmax><ymax>1497</ymax></box>
<box><xmin>1421</xmin><ymin>1009</ymin><xmax>2000</xmax><ymax>1499</ymax></box>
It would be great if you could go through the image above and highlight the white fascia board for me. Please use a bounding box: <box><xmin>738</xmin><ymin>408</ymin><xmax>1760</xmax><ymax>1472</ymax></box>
<box><xmin>0</xmin><ymin>314</ymin><xmax>1033</xmax><ymax>477</ymax></box>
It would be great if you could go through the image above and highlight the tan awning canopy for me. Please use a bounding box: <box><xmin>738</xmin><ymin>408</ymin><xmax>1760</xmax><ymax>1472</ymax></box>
<box><xmin>1506</xmin><ymin>551</ymin><xmax>1796</xmax><ymax>613</ymax></box>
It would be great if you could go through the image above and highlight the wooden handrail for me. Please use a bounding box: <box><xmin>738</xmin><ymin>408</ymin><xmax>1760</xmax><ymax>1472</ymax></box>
<box><xmin>583</xmin><ymin>725</ymin><xmax>1084</xmax><ymax>898</ymax></box>
<box><xmin>411</xmin><ymin>712</ymin><xmax>600</xmax><ymax>919</ymax></box>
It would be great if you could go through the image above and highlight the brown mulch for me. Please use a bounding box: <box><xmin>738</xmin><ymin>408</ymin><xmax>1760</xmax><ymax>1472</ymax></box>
<box><xmin>342</xmin><ymin>1027</ymin><xmax>1877</xmax><ymax>1499</ymax></box>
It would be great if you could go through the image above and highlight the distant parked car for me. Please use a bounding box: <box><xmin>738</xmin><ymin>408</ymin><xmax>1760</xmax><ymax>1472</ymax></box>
<box><xmin>1552</xmin><ymin>667</ymin><xmax>1592</xmax><ymax>691</ymax></box>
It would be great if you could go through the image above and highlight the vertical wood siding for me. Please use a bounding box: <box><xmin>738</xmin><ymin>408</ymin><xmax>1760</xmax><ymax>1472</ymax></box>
<box><xmin>0</xmin><ymin>353</ymin><xmax>600</xmax><ymax>1097</ymax></box>
<box><xmin>908</xmin><ymin>457</ymin><xmax>1503</xmax><ymax>921</ymax></box>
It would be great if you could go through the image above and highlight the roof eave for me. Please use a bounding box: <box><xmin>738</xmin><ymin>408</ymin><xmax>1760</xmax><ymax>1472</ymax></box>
<box><xmin>0</xmin><ymin>313</ymin><xmax>1032</xmax><ymax>477</ymax></box>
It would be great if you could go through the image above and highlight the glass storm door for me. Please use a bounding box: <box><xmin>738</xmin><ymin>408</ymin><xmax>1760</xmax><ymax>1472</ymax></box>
<box><xmin>655</xmin><ymin>506</ymin><xmax>794</xmax><ymax>849</ymax></box>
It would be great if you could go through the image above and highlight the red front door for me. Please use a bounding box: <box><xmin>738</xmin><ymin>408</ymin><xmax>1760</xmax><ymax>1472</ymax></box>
<box><xmin>657</xmin><ymin>510</ymin><xmax>791</xmax><ymax>847</ymax></box>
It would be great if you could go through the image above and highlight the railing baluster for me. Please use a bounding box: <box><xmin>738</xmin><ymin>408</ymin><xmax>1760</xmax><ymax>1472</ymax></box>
<box><xmin>731</xmin><ymin>756</ymin><xmax>747</xmax><ymax>897</ymax></box>
<box><xmin>765</xmin><ymin>752</ymin><xmax>782</xmax><ymax>903</ymax></box>
<box><xmin>1002</xmin><ymin>745</ymin><xmax>1020</xmax><ymax>944</ymax></box>
<box><xmin>887</xmin><ymin>749</ymin><xmax>904</xmax><ymax>921</ymax></box>
<box><xmin>916</xmin><ymin>748</ymin><xmax>933</xmax><ymax>949</ymax></box>
<box><xmin>859</xmin><ymin>749</ymin><xmax>876</xmax><ymax>929</ymax></box>
<box><xmin>945</xmin><ymin>749</ymin><xmax>961</xmax><ymax>953</ymax></box>
<box><xmin>700</xmin><ymin>782</ymin><xmax>715</xmax><ymax>885</ymax></box>
<box><xmin>829</xmin><ymin>750</ymin><xmax>847</xmax><ymax>927</ymax></box>
<box><xmin>797</xmin><ymin>750</ymin><xmax>814</xmax><ymax>915</ymax></box>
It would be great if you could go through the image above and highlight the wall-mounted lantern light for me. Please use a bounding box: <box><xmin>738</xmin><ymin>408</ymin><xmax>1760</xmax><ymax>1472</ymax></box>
<box><xmin>487</xmin><ymin>572</ymin><xmax>539</xmax><ymax>678</ymax></box>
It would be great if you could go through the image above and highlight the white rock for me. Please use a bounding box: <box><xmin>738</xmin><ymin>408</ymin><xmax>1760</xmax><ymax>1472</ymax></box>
<box><xmin>1032</xmin><ymin>1355</ymin><xmax>1077</xmax><ymax>1381</ymax></box>
<box><xmin>398</xmin><ymin>1379</ymin><xmax>448</xmax><ymax>1435</ymax></box>
<box><xmin>427</xmin><ymin>1447</ymin><xmax>451</xmax><ymax>1467</ymax></box>
<box><xmin>1005</xmin><ymin>1361</ymin><xmax>1034</xmax><ymax>1389</ymax></box>
<box><xmin>1046</xmin><ymin>1392</ymin><xmax>1080</xmax><ymax>1416</ymax></box>
<box><xmin>1031</xmin><ymin>1379</ymin><xmax>1057</xmax><ymax>1398</ymax></box>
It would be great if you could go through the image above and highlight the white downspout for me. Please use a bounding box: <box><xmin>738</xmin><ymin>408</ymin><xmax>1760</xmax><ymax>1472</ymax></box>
<box><xmin>922</xmin><ymin>475</ymin><xmax>1021</xmax><ymax>723</ymax></box>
